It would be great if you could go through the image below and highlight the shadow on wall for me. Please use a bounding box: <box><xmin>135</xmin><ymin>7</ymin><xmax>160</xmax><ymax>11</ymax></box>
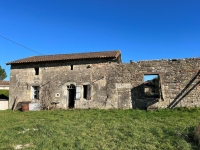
<box><xmin>168</xmin><ymin>70</ymin><xmax>200</xmax><ymax>108</ymax></box>
<box><xmin>131</xmin><ymin>70</ymin><xmax>200</xmax><ymax>109</ymax></box>
<box><xmin>0</xmin><ymin>94</ymin><xmax>8</xmax><ymax>100</ymax></box>
<box><xmin>131</xmin><ymin>84</ymin><xmax>159</xmax><ymax>110</ymax></box>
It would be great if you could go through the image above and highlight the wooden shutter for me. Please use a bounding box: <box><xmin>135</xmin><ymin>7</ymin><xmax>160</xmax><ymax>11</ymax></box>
<box><xmin>86</xmin><ymin>85</ymin><xmax>91</xmax><ymax>100</ymax></box>
<box><xmin>76</xmin><ymin>86</ymin><xmax>81</xmax><ymax>100</ymax></box>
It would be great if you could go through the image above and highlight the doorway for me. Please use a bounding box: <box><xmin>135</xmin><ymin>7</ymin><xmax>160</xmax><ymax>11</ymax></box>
<box><xmin>67</xmin><ymin>84</ymin><xmax>76</xmax><ymax>108</ymax></box>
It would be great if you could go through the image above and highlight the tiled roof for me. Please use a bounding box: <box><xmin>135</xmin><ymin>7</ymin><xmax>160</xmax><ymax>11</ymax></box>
<box><xmin>0</xmin><ymin>80</ymin><xmax>9</xmax><ymax>86</ymax></box>
<box><xmin>6</xmin><ymin>50</ymin><xmax>121</xmax><ymax>65</ymax></box>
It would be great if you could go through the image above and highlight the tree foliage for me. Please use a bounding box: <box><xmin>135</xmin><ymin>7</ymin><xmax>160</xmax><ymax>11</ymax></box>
<box><xmin>151</xmin><ymin>77</ymin><xmax>160</xmax><ymax>94</ymax></box>
<box><xmin>145</xmin><ymin>77</ymin><xmax>160</xmax><ymax>98</ymax></box>
<box><xmin>0</xmin><ymin>66</ymin><xmax>7</xmax><ymax>80</ymax></box>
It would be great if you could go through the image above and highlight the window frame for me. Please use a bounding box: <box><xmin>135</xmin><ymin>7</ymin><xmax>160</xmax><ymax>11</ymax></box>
<box><xmin>83</xmin><ymin>84</ymin><xmax>91</xmax><ymax>100</ymax></box>
<box><xmin>32</xmin><ymin>86</ymin><xmax>39</xmax><ymax>100</ymax></box>
<box><xmin>143</xmin><ymin>74</ymin><xmax>161</xmax><ymax>98</ymax></box>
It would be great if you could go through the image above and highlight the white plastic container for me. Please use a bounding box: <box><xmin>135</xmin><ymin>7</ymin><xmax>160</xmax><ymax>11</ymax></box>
<box><xmin>29</xmin><ymin>103</ymin><xmax>41</xmax><ymax>111</ymax></box>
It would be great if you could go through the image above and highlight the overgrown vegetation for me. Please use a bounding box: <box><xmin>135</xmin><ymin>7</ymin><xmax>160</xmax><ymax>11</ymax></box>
<box><xmin>145</xmin><ymin>77</ymin><xmax>160</xmax><ymax>98</ymax></box>
<box><xmin>194</xmin><ymin>123</ymin><xmax>200</xmax><ymax>145</ymax></box>
<box><xmin>0</xmin><ymin>65</ymin><xmax>7</xmax><ymax>80</ymax></box>
<box><xmin>0</xmin><ymin>89</ymin><xmax>9</xmax><ymax>97</ymax></box>
<box><xmin>0</xmin><ymin>108</ymin><xmax>200</xmax><ymax>149</ymax></box>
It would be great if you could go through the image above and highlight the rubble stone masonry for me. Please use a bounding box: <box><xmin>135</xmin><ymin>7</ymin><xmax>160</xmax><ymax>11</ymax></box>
<box><xmin>8</xmin><ymin>58</ymin><xmax>200</xmax><ymax>109</ymax></box>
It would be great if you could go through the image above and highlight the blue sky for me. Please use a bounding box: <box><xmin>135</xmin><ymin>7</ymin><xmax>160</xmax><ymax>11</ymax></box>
<box><xmin>0</xmin><ymin>0</ymin><xmax>200</xmax><ymax>81</ymax></box>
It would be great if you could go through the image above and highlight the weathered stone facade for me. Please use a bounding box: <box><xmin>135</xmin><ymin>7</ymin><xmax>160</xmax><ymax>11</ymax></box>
<box><xmin>106</xmin><ymin>59</ymin><xmax>200</xmax><ymax>109</ymax></box>
<box><xmin>8</xmin><ymin>51</ymin><xmax>200</xmax><ymax>109</ymax></box>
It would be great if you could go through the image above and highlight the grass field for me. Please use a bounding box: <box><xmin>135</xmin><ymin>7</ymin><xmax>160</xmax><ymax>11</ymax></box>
<box><xmin>0</xmin><ymin>108</ymin><xmax>200</xmax><ymax>150</ymax></box>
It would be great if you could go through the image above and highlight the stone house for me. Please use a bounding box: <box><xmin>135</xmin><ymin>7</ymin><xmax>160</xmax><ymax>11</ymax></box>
<box><xmin>0</xmin><ymin>80</ymin><xmax>9</xmax><ymax>110</ymax></box>
<box><xmin>6</xmin><ymin>50</ymin><xmax>200</xmax><ymax>110</ymax></box>
<box><xmin>0</xmin><ymin>80</ymin><xmax>9</xmax><ymax>90</ymax></box>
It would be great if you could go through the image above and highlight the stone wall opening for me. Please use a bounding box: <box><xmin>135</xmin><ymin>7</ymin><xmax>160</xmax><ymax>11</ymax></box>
<box><xmin>71</xmin><ymin>65</ymin><xmax>73</xmax><ymax>70</ymax></box>
<box><xmin>83</xmin><ymin>85</ymin><xmax>91</xmax><ymax>100</ymax></box>
<box><xmin>32</xmin><ymin>86</ymin><xmax>39</xmax><ymax>100</ymax></box>
<box><xmin>143</xmin><ymin>74</ymin><xmax>160</xmax><ymax>98</ymax></box>
<box><xmin>35</xmin><ymin>67</ymin><xmax>39</xmax><ymax>75</ymax></box>
<box><xmin>83</xmin><ymin>85</ymin><xmax>88</xmax><ymax>99</ymax></box>
<box><xmin>67</xmin><ymin>84</ymin><xmax>76</xmax><ymax>108</ymax></box>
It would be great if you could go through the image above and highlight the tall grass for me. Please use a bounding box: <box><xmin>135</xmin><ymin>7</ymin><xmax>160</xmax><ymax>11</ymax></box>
<box><xmin>0</xmin><ymin>108</ymin><xmax>199</xmax><ymax>149</ymax></box>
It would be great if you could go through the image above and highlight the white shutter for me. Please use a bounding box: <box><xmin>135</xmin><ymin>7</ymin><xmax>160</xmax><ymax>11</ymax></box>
<box><xmin>31</xmin><ymin>86</ymin><xmax>34</xmax><ymax>99</ymax></box>
<box><xmin>76</xmin><ymin>86</ymin><xmax>81</xmax><ymax>100</ymax></box>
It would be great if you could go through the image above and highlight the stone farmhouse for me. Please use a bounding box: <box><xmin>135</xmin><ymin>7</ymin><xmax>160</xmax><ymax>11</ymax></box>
<box><xmin>0</xmin><ymin>80</ymin><xmax>9</xmax><ymax>90</ymax></box>
<box><xmin>6</xmin><ymin>50</ymin><xmax>200</xmax><ymax>110</ymax></box>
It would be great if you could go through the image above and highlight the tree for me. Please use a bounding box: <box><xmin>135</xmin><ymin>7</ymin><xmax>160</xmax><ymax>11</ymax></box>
<box><xmin>144</xmin><ymin>77</ymin><xmax>160</xmax><ymax>98</ymax></box>
<box><xmin>0</xmin><ymin>66</ymin><xmax>7</xmax><ymax>80</ymax></box>
<box><xmin>151</xmin><ymin>77</ymin><xmax>159</xmax><ymax>94</ymax></box>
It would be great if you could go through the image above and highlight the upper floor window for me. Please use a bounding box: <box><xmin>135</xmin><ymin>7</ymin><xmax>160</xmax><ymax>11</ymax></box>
<box><xmin>71</xmin><ymin>65</ymin><xmax>73</xmax><ymax>70</ymax></box>
<box><xmin>35</xmin><ymin>67</ymin><xmax>39</xmax><ymax>75</ymax></box>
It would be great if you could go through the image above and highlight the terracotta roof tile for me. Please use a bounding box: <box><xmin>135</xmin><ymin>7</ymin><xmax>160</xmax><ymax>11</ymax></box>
<box><xmin>0</xmin><ymin>80</ymin><xmax>9</xmax><ymax>85</ymax></box>
<box><xmin>7</xmin><ymin>50</ymin><xmax>121</xmax><ymax>65</ymax></box>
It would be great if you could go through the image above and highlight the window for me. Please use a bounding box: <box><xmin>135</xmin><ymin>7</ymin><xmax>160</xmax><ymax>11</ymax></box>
<box><xmin>143</xmin><ymin>74</ymin><xmax>160</xmax><ymax>98</ymax></box>
<box><xmin>83</xmin><ymin>85</ymin><xmax>91</xmax><ymax>100</ymax></box>
<box><xmin>71</xmin><ymin>65</ymin><xmax>73</xmax><ymax>70</ymax></box>
<box><xmin>83</xmin><ymin>85</ymin><xmax>87</xmax><ymax>99</ymax></box>
<box><xmin>35</xmin><ymin>67</ymin><xmax>39</xmax><ymax>75</ymax></box>
<box><xmin>32</xmin><ymin>86</ymin><xmax>39</xmax><ymax>99</ymax></box>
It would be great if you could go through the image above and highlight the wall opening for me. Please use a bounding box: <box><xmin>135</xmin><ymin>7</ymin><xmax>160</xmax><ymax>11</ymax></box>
<box><xmin>83</xmin><ymin>85</ymin><xmax>88</xmax><ymax>99</ymax></box>
<box><xmin>35</xmin><ymin>67</ymin><xmax>39</xmax><ymax>75</ymax></box>
<box><xmin>32</xmin><ymin>86</ymin><xmax>39</xmax><ymax>99</ymax></box>
<box><xmin>83</xmin><ymin>85</ymin><xmax>91</xmax><ymax>100</ymax></box>
<box><xmin>71</xmin><ymin>65</ymin><xmax>73</xmax><ymax>70</ymax></box>
<box><xmin>67</xmin><ymin>84</ymin><xmax>75</xmax><ymax>108</ymax></box>
<box><xmin>143</xmin><ymin>74</ymin><xmax>160</xmax><ymax>98</ymax></box>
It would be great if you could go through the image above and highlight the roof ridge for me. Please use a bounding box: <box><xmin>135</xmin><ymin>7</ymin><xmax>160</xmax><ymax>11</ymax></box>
<box><xmin>31</xmin><ymin>50</ymin><xmax>120</xmax><ymax>57</ymax></box>
<box><xmin>0</xmin><ymin>80</ymin><xmax>10</xmax><ymax>85</ymax></box>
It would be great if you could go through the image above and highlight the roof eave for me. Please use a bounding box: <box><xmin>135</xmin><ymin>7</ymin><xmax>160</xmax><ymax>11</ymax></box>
<box><xmin>6</xmin><ymin>56</ymin><xmax>119</xmax><ymax>65</ymax></box>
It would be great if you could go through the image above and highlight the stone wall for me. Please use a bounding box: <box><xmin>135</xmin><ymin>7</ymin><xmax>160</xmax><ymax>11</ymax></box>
<box><xmin>9</xmin><ymin>58</ymin><xmax>200</xmax><ymax>109</ymax></box>
<box><xmin>8</xmin><ymin>58</ymin><xmax>118</xmax><ymax>109</ymax></box>
<box><xmin>106</xmin><ymin>58</ymin><xmax>200</xmax><ymax>109</ymax></box>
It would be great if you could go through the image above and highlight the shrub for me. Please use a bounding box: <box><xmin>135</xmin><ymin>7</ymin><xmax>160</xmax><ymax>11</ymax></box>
<box><xmin>194</xmin><ymin>122</ymin><xmax>200</xmax><ymax>144</ymax></box>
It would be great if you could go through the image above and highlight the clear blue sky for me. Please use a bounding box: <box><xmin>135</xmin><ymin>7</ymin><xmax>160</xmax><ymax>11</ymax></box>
<box><xmin>0</xmin><ymin>0</ymin><xmax>200</xmax><ymax>81</ymax></box>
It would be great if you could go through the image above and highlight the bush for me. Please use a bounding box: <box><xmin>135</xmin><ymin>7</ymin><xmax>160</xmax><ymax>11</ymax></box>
<box><xmin>0</xmin><ymin>90</ymin><xmax>9</xmax><ymax>98</ymax></box>
<box><xmin>194</xmin><ymin>122</ymin><xmax>200</xmax><ymax>144</ymax></box>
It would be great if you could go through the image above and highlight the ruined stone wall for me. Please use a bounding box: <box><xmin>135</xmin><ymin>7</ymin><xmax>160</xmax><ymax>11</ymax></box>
<box><xmin>106</xmin><ymin>58</ymin><xmax>200</xmax><ymax>109</ymax></box>
<box><xmin>9</xmin><ymin>57</ymin><xmax>200</xmax><ymax>109</ymax></box>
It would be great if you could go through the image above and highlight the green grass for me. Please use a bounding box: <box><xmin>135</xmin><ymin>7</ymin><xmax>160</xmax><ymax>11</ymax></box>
<box><xmin>0</xmin><ymin>108</ymin><xmax>200</xmax><ymax>150</ymax></box>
